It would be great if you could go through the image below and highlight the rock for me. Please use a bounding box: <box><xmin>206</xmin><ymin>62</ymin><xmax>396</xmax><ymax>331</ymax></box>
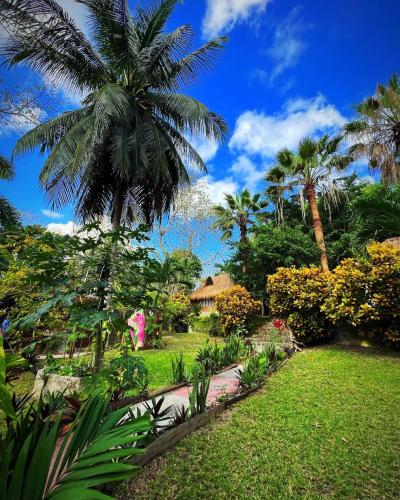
<box><xmin>32</xmin><ymin>369</ymin><xmax>83</xmax><ymax>398</ymax></box>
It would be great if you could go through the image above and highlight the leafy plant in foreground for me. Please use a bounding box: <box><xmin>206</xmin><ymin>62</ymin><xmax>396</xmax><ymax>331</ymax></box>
<box><xmin>0</xmin><ymin>395</ymin><xmax>151</xmax><ymax>499</ymax></box>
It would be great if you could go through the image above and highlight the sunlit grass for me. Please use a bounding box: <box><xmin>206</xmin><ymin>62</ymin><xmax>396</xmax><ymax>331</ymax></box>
<box><xmin>118</xmin><ymin>345</ymin><xmax>400</xmax><ymax>499</ymax></box>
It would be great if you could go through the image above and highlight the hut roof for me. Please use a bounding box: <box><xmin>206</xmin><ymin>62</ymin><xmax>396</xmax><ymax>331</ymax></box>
<box><xmin>190</xmin><ymin>274</ymin><xmax>235</xmax><ymax>301</ymax></box>
<box><xmin>384</xmin><ymin>237</ymin><xmax>400</xmax><ymax>248</ymax></box>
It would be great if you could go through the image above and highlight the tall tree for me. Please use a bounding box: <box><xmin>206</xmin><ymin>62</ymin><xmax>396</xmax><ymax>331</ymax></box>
<box><xmin>344</xmin><ymin>74</ymin><xmax>400</xmax><ymax>183</ymax></box>
<box><xmin>213</xmin><ymin>189</ymin><xmax>267</xmax><ymax>271</ymax></box>
<box><xmin>266</xmin><ymin>135</ymin><xmax>352</xmax><ymax>271</ymax></box>
<box><xmin>1</xmin><ymin>0</ymin><xmax>227</xmax><ymax>228</ymax></box>
<box><xmin>0</xmin><ymin>156</ymin><xmax>19</xmax><ymax>229</ymax></box>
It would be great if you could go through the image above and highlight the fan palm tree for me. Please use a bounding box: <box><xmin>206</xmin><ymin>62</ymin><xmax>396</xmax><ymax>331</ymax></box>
<box><xmin>352</xmin><ymin>185</ymin><xmax>400</xmax><ymax>246</ymax></box>
<box><xmin>0</xmin><ymin>155</ymin><xmax>20</xmax><ymax>228</ymax></box>
<box><xmin>266</xmin><ymin>135</ymin><xmax>353</xmax><ymax>271</ymax></box>
<box><xmin>1</xmin><ymin>0</ymin><xmax>227</xmax><ymax>228</ymax></box>
<box><xmin>213</xmin><ymin>189</ymin><xmax>267</xmax><ymax>271</ymax></box>
<box><xmin>344</xmin><ymin>74</ymin><xmax>400</xmax><ymax>183</ymax></box>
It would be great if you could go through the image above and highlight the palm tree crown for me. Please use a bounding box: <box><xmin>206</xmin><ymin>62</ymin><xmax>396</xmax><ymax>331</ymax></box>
<box><xmin>1</xmin><ymin>0</ymin><xmax>227</xmax><ymax>227</ymax></box>
<box><xmin>266</xmin><ymin>135</ymin><xmax>353</xmax><ymax>270</ymax></box>
<box><xmin>0</xmin><ymin>155</ymin><xmax>20</xmax><ymax>228</ymax></box>
<box><xmin>213</xmin><ymin>189</ymin><xmax>268</xmax><ymax>242</ymax></box>
<box><xmin>344</xmin><ymin>74</ymin><xmax>400</xmax><ymax>183</ymax></box>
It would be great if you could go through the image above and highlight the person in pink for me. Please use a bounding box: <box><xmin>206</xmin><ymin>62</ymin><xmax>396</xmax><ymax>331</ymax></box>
<box><xmin>127</xmin><ymin>309</ymin><xmax>146</xmax><ymax>351</ymax></box>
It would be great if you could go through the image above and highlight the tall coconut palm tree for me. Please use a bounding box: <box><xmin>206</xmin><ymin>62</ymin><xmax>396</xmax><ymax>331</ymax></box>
<box><xmin>344</xmin><ymin>74</ymin><xmax>400</xmax><ymax>183</ymax></box>
<box><xmin>213</xmin><ymin>189</ymin><xmax>267</xmax><ymax>271</ymax></box>
<box><xmin>266</xmin><ymin>135</ymin><xmax>352</xmax><ymax>271</ymax></box>
<box><xmin>1</xmin><ymin>0</ymin><xmax>227</xmax><ymax>229</ymax></box>
<box><xmin>0</xmin><ymin>155</ymin><xmax>19</xmax><ymax>228</ymax></box>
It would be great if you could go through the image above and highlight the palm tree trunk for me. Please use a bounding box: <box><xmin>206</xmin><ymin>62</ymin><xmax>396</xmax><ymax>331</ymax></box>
<box><xmin>93</xmin><ymin>187</ymin><xmax>124</xmax><ymax>372</ymax></box>
<box><xmin>111</xmin><ymin>185</ymin><xmax>124</xmax><ymax>230</ymax></box>
<box><xmin>239</xmin><ymin>221</ymin><xmax>248</xmax><ymax>273</ymax></box>
<box><xmin>306</xmin><ymin>184</ymin><xmax>329</xmax><ymax>271</ymax></box>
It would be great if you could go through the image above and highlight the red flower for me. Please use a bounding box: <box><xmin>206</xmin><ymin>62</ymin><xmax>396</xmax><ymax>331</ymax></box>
<box><xmin>273</xmin><ymin>319</ymin><xmax>284</xmax><ymax>331</ymax></box>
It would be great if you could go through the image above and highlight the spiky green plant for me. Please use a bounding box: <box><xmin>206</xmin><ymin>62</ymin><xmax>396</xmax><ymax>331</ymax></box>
<box><xmin>0</xmin><ymin>394</ymin><xmax>151</xmax><ymax>499</ymax></box>
<box><xmin>1</xmin><ymin>0</ymin><xmax>227</xmax><ymax>227</ymax></box>
<box><xmin>344</xmin><ymin>74</ymin><xmax>400</xmax><ymax>183</ymax></box>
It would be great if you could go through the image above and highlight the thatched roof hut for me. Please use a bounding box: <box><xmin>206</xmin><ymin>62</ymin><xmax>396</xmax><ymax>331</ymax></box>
<box><xmin>384</xmin><ymin>237</ymin><xmax>400</xmax><ymax>248</ymax></box>
<box><xmin>190</xmin><ymin>274</ymin><xmax>235</xmax><ymax>313</ymax></box>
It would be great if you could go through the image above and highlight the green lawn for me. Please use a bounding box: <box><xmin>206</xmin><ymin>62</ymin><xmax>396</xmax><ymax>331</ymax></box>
<box><xmin>118</xmin><ymin>345</ymin><xmax>400</xmax><ymax>499</ymax></box>
<box><xmin>103</xmin><ymin>331</ymin><xmax>211</xmax><ymax>391</ymax></box>
<box><xmin>5</xmin><ymin>331</ymin><xmax>209</xmax><ymax>398</ymax></box>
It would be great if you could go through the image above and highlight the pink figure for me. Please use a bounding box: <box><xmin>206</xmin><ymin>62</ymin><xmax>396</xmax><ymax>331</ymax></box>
<box><xmin>127</xmin><ymin>309</ymin><xmax>146</xmax><ymax>350</ymax></box>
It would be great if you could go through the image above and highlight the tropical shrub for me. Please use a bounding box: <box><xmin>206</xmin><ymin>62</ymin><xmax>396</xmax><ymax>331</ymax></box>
<box><xmin>267</xmin><ymin>267</ymin><xmax>333</xmax><ymax>344</ymax></box>
<box><xmin>215</xmin><ymin>285</ymin><xmax>260</xmax><ymax>335</ymax></box>
<box><xmin>163</xmin><ymin>292</ymin><xmax>192</xmax><ymax>332</ymax></box>
<box><xmin>322</xmin><ymin>242</ymin><xmax>400</xmax><ymax>343</ymax></box>
<box><xmin>188</xmin><ymin>312</ymin><xmax>223</xmax><ymax>336</ymax></box>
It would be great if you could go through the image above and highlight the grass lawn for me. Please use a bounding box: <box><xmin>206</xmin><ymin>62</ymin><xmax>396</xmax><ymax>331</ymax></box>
<box><xmin>103</xmin><ymin>331</ymin><xmax>211</xmax><ymax>391</ymax></box>
<box><xmin>4</xmin><ymin>331</ymin><xmax>210</xmax><ymax>398</ymax></box>
<box><xmin>118</xmin><ymin>344</ymin><xmax>400</xmax><ymax>499</ymax></box>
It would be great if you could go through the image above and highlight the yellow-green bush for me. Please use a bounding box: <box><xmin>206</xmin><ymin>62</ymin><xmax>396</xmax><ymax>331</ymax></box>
<box><xmin>322</xmin><ymin>242</ymin><xmax>400</xmax><ymax>343</ymax></box>
<box><xmin>267</xmin><ymin>267</ymin><xmax>333</xmax><ymax>344</ymax></box>
<box><xmin>267</xmin><ymin>242</ymin><xmax>400</xmax><ymax>345</ymax></box>
<box><xmin>215</xmin><ymin>285</ymin><xmax>260</xmax><ymax>334</ymax></box>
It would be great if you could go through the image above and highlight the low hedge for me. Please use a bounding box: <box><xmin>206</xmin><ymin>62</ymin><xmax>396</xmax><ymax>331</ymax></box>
<box><xmin>267</xmin><ymin>242</ymin><xmax>400</xmax><ymax>346</ymax></box>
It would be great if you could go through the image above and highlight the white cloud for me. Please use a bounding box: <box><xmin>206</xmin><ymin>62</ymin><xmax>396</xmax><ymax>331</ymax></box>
<box><xmin>230</xmin><ymin>155</ymin><xmax>266</xmax><ymax>191</ymax></box>
<box><xmin>42</xmin><ymin>209</ymin><xmax>64</xmax><ymax>219</ymax></box>
<box><xmin>202</xmin><ymin>0</ymin><xmax>271</xmax><ymax>38</ymax></box>
<box><xmin>229</xmin><ymin>94</ymin><xmax>347</xmax><ymax>158</ymax></box>
<box><xmin>188</xmin><ymin>136</ymin><xmax>219</xmax><ymax>163</ymax></box>
<box><xmin>268</xmin><ymin>7</ymin><xmax>307</xmax><ymax>82</ymax></box>
<box><xmin>47</xmin><ymin>221</ymin><xmax>79</xmax><ymax>236</ymax></box>
<box><xmin>197</xmin><ymin>175</ymin><xmax>239</xmax><ymax>205</ymax></box>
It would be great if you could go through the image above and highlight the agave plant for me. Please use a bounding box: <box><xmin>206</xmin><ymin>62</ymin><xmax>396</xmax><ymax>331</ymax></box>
<box><xmin>0</xmin><ymin>394</ymin><xmax>151</xmax><ymax>499</ymax></box>
<box><xmin>1</xmin><ymin>0</ymin><xmax>227</xmax><ymax>228</ymax></box>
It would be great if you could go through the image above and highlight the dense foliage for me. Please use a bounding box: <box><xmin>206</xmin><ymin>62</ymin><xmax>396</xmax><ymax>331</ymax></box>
<box><xmin>322</xmin><ymin>242</ymin><xmax>400</xmax><ymax>343</ymax></box>
<box><xmin>215</xmin><ymin>285</ymin><xmax>260</xmax><ymax>334</ymax></box>
<box><xmin>268</xmin><ymin>242</ymin><xmax>400</xmax><ymax>345</ymax></box>
<box><xmin>267</xmin><ymin>267</ymin><xmax>333</xmax><ymax>344</ymax></box>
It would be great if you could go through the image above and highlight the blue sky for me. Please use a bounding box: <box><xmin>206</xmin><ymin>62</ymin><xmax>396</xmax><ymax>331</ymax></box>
<box><xmin>1</xmin><ymin>0</ymin><xmax>399</xmax><ymax>237</ymax></box>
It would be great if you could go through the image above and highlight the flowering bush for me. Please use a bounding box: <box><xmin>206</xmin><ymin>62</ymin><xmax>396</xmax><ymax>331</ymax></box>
<box><xmin>267</xmin><ymin>243</ymin><xmax>400</xmax><ymax>346</ymax></box>
<box><xmin>267</xmin><ymin>267</ymin><xmax>333</xmax><ymax>344</ymax></box>
<box><xmin>215</xmin><ymin>285</ymin><xmax>260</xmax><ymax>335</ymax></box>
<box><xmin>322</xmin><ymin>242</ymin><xmax>400</xmax><ymax>343</ymax></box>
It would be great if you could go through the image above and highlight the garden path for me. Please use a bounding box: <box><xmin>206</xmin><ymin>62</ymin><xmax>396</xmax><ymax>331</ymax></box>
<box><xmin>131</xmin><ymin>365</ymin><xmax>243</xmax><ymax>426</ymax></box>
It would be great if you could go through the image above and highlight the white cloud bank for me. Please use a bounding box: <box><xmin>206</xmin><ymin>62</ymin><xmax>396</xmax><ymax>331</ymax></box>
<box><xmin>202</xmin><ymin>0</ymin><xmax>271</xmax><ymax>38</ymax></box>
<box><xmin>47</xmin><ymin>221</ymin><xmax>79</xmax><ymax>236</ymax></box>
<box><xmin>229</xmin><ymin>95</ymin><xmax>347</xmax><ymax>158</ymax></box>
